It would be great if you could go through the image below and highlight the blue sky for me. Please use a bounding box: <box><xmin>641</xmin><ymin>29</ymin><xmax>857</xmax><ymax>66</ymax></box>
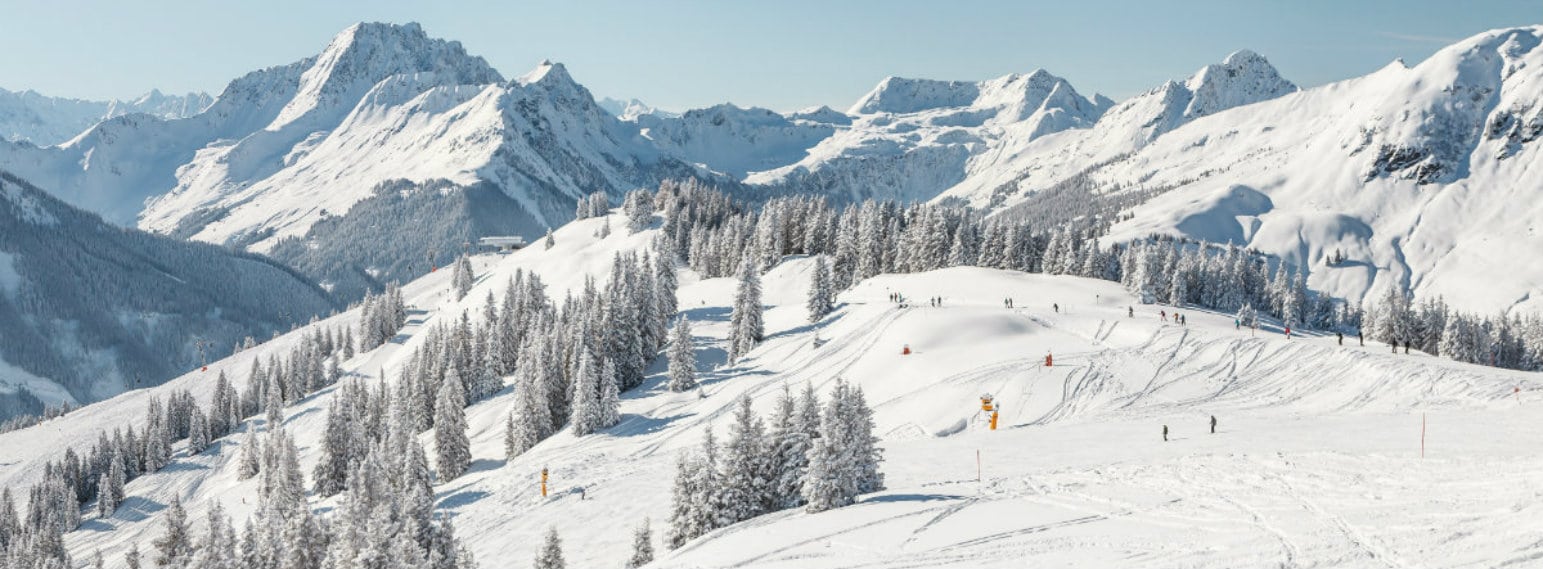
<box><xmin>0</xmin><ymin>0</ymin><xmax>1537</xmax><ymax>112</ymax></box>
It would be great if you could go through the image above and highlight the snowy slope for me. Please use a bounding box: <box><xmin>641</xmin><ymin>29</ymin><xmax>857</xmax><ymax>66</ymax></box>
<box><xmin>946</xmin><ymin>27</ymin><xmax>1543</xmax><ymax>315</ymax></box>
<box><xmin>0</xmin><ymin>87</ymin><xmax>211</xmax><ymax>147</ymax></box>
<box><xmin>5</xmin><ymin>210</ymin><xmax>1539</xmax><ymax>568</ymax></box>
<box><xmin>0</xmin><ymin>170</ymin><xmax>333</xmax><ymax>421</ymax></box>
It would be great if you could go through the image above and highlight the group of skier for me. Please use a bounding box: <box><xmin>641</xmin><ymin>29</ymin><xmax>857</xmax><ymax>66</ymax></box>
<box><xmin>1162</xmin><ymin>415</ymin><xmax>1219</xmax><ymax>442</ymax></box>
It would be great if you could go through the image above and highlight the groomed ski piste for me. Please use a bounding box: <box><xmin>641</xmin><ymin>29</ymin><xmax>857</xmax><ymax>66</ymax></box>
<box><xmin>2</xmin><ymin>211</ymin><xmax>1541</xmax><ymax>569</ymax></box>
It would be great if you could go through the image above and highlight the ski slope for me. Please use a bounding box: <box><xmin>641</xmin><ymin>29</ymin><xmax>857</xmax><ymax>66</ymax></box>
<box><xmin>1</xmin><ymin>213</ymin><xmax>1540</xmax><ymax>568</ymax></box>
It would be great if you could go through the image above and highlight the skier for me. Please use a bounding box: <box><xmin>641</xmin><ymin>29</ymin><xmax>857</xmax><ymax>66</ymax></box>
<box><xmin>1210</xmin><ymin>415</ymin><xmax>1217</xmax><ymax>434</ymax></box>
<box><xmin>1285</xmin><ymin>326</ymin><xmax>1292</xmax><ymax>339</ymax></box>
<box><xmin>1235</xmin><ymin>318</ymin><xmax>1240</xmax><ymax>330</ymax></box>
<box><xmin>1404</xmin><ymin>341</ymin><xmax>1410</xmax><ymax>355</ymax></box>
<box><xmin>1180</xmin><ymin>314</ymin><xmax>1186</xmax><ymax>326</ymax></box>
<box><xmin>1129</xmin><ymin>306</ymin><xmax>1135</xmax><ymax>318</ymax></box>
<box><xmin>1160</xmin><ymin>310</ymin><xmax>1167</xmax><ymax>321</ymax></box>
<box><xmin>1053</xmin><ymin>303</ymin><xmax>1060</xmax><ymax>313</ymax></box>
<box><xmin>1162</xmin><ymin>425</ymin><xmax>1169</xmax><ymax>442</ymax></box>
<box><xmin>1358</xmin><ymin>329</ymin><xmax>1364</xmax><ymax>346</ymax></box>
<box><xmin>1337</xmin><ymin>332</ymin><xmax>1344</xmax><ymax>346</ymax></box>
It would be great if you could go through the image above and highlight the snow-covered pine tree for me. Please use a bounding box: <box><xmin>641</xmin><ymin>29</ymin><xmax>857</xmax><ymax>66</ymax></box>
<box><xmin>152</xmin><ymin>496</ymin><xmax>192</xmax><ymax>568</ymax></box>
<box><xmin>237</xmin><ymin>429</ymin><xmax>260</xmax><ymax>480</ymax></box>
<box><xmin>534</xmin><ymin>527</ymin><xmax>565</xmax><ymax>569</ymax></box>
<box><xmin>769</xmin><ymin>385</ymin><xmax>811</xmax><ymax>509</ymax></box>
<box><xmin>187</xmin><ymin>407</ymin><xmax>210</xmax><ymax>455</ymax></box>
<box><xmin>848</xmin><ymin>386</ymin><xmax>884</xmax><ymax>494</ymax></box>
<box><xmin>665</xmin><ymin>452</ymin><xmax>698</xmax><ymax>550</ymax></box>
<box><xmin>625</xmin><ymin>189</ymin><xmax>656</xmax><ymax>234</ymax></box>
<box><xmin>667</xmin><ymin>317</ymin><xmax>698</xmax><ymax>392</ymax></box>
<box><xmin>452</xmin><ymin>253</ymin><xmax>475</xmax><ymax>301</ymax></box>
<box><xmin>728</xmin><ymin>255</ymin><xmax>764</xmax><ymax>362</ymax></box>
<box><xmin>597</xmin><ymin>358</ymin><xmax>621</xmax><ymax>431</ymax></box>
<box><xmin>570</xmin><ymin>347</ymin><xmax>601</xmax><ymax>436</ymax></box>
<box><xmin>626</xmin><ymin>517</ymin><xmax>655</xmax><ymax>568</ymax></box>
<box><xmin>807</xmin><ymin>255</ymin><xmax>835</xmax><ymax>323</ymax></box>
<box><xmin>434</xmin><ymin>372</ymin><xmax>471</xmax><ymax>481</ymax></box>
<box><xmin>721</xmin><ymin>396</ymin><xmax>772</xmax><ymax>523</ymax></box>
<box><xmin>544</xmin><ymin>228</ymin><xmax>556</xmax><ymax>250</ymax></box>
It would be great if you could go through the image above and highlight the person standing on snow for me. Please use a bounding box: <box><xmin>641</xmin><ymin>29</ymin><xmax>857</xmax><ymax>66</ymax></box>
<box><xmin>1054</xmin><ymin>303</ymin><xmax>1060</xmax><ymax>313</ymax></box>
<box><xmin>1337</xmin><ymin>332</ymin><xmax>1344</xmax><ymax>345</ymax></box>
<box><xmin>1162</xmin><ymin>425</ymin><xmax>1170</xmax><ymax>442</ymax></box>
<box><xmin>1129</xmin><ymin>306</ymin><xmax>1135</xmax><ymax>318</ymax></box>
<box><xmin>1210</xmin><ymin>415</ymin><xmax>1217</xmax><ymax>434</ymax></box>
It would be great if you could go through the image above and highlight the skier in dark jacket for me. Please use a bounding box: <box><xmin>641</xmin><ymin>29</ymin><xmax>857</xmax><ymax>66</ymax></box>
<box><xmin>1337</xmin><ymin>332</ymin><xmax>1343</xmax><ymax>346</ymax></box>
<box><xmin>1162</xmin><ymin>425</ymin><xmax>1169</xmax><ymax>442</ymax></box>
<box><xmin>1210</xmin><ymin>415</ymin><xmax>1217</xmax><ymax>434</ymax></box>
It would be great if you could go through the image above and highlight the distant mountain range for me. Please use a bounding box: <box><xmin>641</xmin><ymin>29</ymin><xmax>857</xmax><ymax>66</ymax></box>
<box><xmin>3</xmin><ymin>22</ymin><xmax>1541</xmax><ymax>317</ymax></box>
<box><xmin>0</xmin><ymin>87</ymin><xmax>211</xmax><ymax>146</ymax></box>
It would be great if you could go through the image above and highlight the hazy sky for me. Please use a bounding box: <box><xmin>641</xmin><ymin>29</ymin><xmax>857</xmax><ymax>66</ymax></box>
<box><xmin>1</xmin><ymin>0</ymin><xmax>1537</xmax><ymax>112</ymax></box>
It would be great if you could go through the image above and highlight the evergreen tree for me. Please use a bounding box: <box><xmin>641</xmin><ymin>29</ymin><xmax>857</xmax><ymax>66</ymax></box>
<box><xmin>544</xmin><ymin>228</ymin><xmax>556</xmax><ymax>250</ymax></box>
<box><xmin>728</xmin><ymin>255</ymin><xmax>764</xmax><ymax>362</ymax></box>
<box><xmin>667</xmin><ymin>317</ymin><xmax>698</xmax><ymax>392</ymax></box>
<box><xmin>664</xmin><ymin>451</ymin><xmax>696</xmax><ymax>550</ymax></box>
<box><xmin>806</xmin><ymin>255</ymin><xmax>835</xmax><ymax>323</ymax></box>
<box><xmin>768</xmin><ymin>385</ymin><xmax>811</xmax><ymax>509</ymax></box>
<box><xmin>533</xmin><ymin>527</ymin><xmax>565</xmax><ymax>569</ymax></box>
<box><xmin>597</xmin><ymin>359</ymin><xmax>621</xmax><ymax>431</ymax></box>
<box><xmin>721</xmin><ymin>396</ymin><xmax>771</xmax><ymax>523</ymax></box>
<box><xmin>434</xmin><ymin>373</ymin><xmax>471</xmax><ymax>481</ymax></box>
<box><xmin>626</xmin><ymin>517</ymin><xmax>655</xmax><ymax>568</ymax></box>
<box><xmin>152</xmin><ymin>497</ymin><xmax>193</xmax><ymax>568</ymax></box>
<box><xmin>570</xmin><ymin>348</ymin><xmax>601</xmax><ymax>436</ymax></box>
<box><xmin>237</xmin><ymin>429</ymin><xmax>261</xmax><ymax>480</ymax></box>
<box><xmin>452</xmin><ymin>253</ymin><xmax>476</xmax><ymax>301</ymax></box>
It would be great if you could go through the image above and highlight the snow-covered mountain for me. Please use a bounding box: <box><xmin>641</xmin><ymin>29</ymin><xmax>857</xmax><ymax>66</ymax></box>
<box><xmin>0</xmin><ymin>87</ymin><xmax>212</xmax><ymax>146</ymax></box>
<box><xmin>945</xmin><ymin>27</ymin><xmax>1543</xmax><ymax>314</ymax></box>
<box><xmin>0</xmin><ymin>22</ymin><xmax>713</xmax><ymax>301</ymax></box>
<box><xmin>633</xmin><ymin>103</ymin><xmax>843</xmax><ymax>178</ymax></box>
<box><xmin>745</xmin><ymin>69</ymin><xmax>1112</xmax><ymax>202</ymax></box>
<box><xmin>0</xmin><ymin>170</ymin><xmax>332</xmax><ymax>421</ymax></box>
<box><xmin>599</xmin><ymin>96</ymin><xmax>676</xmax><ymax>120</ymax></box>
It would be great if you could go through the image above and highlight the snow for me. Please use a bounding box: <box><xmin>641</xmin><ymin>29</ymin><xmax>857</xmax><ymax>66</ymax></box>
<box><xmin>0</xmin><ymin>250</ymin><xmax>20</xmax><ymax>297</ymax></box>
<box><xmin>945</xmin><ymin>26</ymin><xmax>1543</xmax><ymax>314</ymax></box>
<box><xmin>0</xmin><ymin>86</ymin><xmax>211</xmax><ymax>147</ymax></box>
<box><xmin>3</xmin><ymin>212</ymin><xmax>1539</xmax><ymax>569</ymax></box>
<box><xmin>746</xmin><ymin>69</ymin><xmax>1108</xmax><ymax>202</ymax></box>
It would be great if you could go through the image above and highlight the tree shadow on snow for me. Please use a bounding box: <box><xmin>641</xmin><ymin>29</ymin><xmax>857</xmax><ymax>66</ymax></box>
<box><xmin>681</xmin><ymin>305</ymin><xmax>731</xmax><ymax>323</ymax></box>
<box><xmin>861</xmin><ymin>493</ymin><xmax>966</xmax><ymax>504</ymax></box>
<box><xmin>436</xmin><ymin>489</ymin><xmax>491</xmax><ymax>510</ymax></box>
<box><xmin>765</xmin><ymin>309</ymin><xmax>847</xmax><ymax>342</ymax></box>
<box><xmin>83</xmin><ymin>496</ymin><xmax>167</xmax><ymax>530</ymax></box>
<box><xmin>609</xmin><ymin>412</ymin><xmax>691</xmax><ymax>437</ymax></box>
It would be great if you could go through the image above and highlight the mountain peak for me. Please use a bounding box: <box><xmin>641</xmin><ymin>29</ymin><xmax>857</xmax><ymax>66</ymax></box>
<box><xmin>268</xmin><ymin>21</ymin><xmax>502</xmax><ymax>131</ymax></box>
<box><xmin>518</xmin><ymin>59</ymin><xmax>573</xmax><ymax>87</ymax></box>
<box><xmin>1182</xmin><ymin>49</ymin><xmax>1296</xmax><ymax>121</ymax></box>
